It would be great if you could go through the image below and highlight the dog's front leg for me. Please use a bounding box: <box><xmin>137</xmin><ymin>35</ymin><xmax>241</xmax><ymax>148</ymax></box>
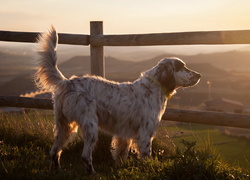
<box><xmin>136</xmin><ymin>128</ymin><xmax>154</xmax><ymax>159</ymax></box>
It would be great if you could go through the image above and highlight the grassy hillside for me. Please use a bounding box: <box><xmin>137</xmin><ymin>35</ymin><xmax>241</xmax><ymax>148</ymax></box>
<box><xmin>0</xmin><ymin>111</ymin><xmax>249</xmax><ymax>179</ymax></box>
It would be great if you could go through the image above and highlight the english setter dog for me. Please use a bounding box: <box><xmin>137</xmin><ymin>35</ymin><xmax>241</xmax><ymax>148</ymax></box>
<box><xmin>35</xmin><ymin>27</ymin><xmax>201</xmax><ymax>174</ymax></box>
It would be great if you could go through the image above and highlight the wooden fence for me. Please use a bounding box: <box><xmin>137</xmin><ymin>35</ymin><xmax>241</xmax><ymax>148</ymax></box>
<box><xmin>1</xmin><ymin>21</ymin><xmax>250</xmax><ymax>129</ymax></box>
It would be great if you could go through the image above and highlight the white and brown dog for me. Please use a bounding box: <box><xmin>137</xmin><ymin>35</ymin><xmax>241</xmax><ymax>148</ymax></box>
<box><xmin>35</xmin><ymin>27</ymin><xmax>201</xmax><ymax>174</ymax></box>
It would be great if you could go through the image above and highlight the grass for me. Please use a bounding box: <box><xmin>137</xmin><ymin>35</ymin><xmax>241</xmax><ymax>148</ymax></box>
<box><xmin>0</xmin><ymin>110</ymin><xmax>249</xmax><ymax>179</ymax></box>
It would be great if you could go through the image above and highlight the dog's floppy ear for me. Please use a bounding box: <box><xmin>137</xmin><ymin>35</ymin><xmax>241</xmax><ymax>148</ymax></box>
<box><xmin>157</xmin><ymin>61</ymin><xmax>176</xmax><ymax>93</ymax></box>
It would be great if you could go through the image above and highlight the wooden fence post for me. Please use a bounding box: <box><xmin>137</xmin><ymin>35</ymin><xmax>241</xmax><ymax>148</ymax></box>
<box><xmin>90</xmin><ymin>21</ymin><xmax>105</xmax><ymax>77</ymax></box>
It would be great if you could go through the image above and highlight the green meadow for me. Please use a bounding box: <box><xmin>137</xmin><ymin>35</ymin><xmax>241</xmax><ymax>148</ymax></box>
<box><xmin>161</xmin><ymin>123</ymin><xmax>250</xmax><ymax>170</ymax></box>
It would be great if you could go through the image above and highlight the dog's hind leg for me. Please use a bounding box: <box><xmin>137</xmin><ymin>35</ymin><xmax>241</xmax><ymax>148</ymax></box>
<box><xmin>50</xmin><ymin>112</ymin><xmax>76</xmax><ymax>169</ymax></box>
<box><xmin>111</xmin><ymin>136</ymin><xmax>132</xmax><ymax>163</ymax></box>
<box><xmin>80</xmin><ymin>114</ymin><xmax>98</xmax><ymax>174</ymax></box>
<box><xmin>50</xmin><ymin>124</ymin><xmax>69</xmax><ymax>169</ymax></box>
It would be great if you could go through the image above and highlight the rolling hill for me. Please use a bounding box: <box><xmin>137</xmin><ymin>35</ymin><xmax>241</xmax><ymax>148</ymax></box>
<box><xmin>0</xmin><ymin>51</ymin><xmax>34</xmax><ymax>76</ymax></box>
<box><xmin>0</xmin><ymin>50</ymin><xmax>249</xmax><ymax>106</ymax></box>
<box><xmin>138</xmin><ymin>51</ymin><xmax>250</xmax><ymax>72</ymax></box>
<box><xmin>58</xmin><ymin>55</ymin><xmax>231</xmax><ymax>81</ymax></box>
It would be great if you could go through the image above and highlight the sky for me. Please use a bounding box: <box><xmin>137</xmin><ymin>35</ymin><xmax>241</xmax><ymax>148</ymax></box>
<box><xmin>1</xmin><ymin>0</ymin><xmax>250</xmax><ymax>55</ymax></box>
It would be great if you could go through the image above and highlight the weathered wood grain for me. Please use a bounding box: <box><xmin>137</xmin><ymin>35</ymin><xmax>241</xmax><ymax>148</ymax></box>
<box><xmin>2</xmin><ymin>29</ymin><xmax>250</xmax><ymax>47</ymax></box>
<box><xmin>1</xmin><ymin>96</ymin><xmax>250</xmax><ymax>129</ymax></box>
<box><xmin>0</xmin><ymin>30</ymin><xmax>90</xmax><ymax>45</ymax></box>
<box><xmin>163</xmin><ymin>108</ymin><xmax>250</xmax><ymax>129</ymax></box>
<box><xmin>90</xmin><ymin>21</ymin><xmax>105</xmax><ymax>77</ymax></box>
<box><xmin>0</xmin><ymin>96</ymin><xmax>53</xmax><ymax>110</ymax></box>
<box><xmin>90</xmin><ymin>30</ymin><xmax>250</xmax><ymax>46</ymax></box>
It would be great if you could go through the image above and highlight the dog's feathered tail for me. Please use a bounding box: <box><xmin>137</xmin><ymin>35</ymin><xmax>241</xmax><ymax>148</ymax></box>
<box><xmin>35</xmin><ymin>26</ymin><xmax>67</xmax><ymax>92</ymax></box>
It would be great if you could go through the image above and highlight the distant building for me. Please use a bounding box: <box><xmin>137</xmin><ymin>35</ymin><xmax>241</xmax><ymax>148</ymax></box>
<box><xmin>205</xmin><ymin>97</ymin><xmax>244</xmax><ymax>113</ymax></box>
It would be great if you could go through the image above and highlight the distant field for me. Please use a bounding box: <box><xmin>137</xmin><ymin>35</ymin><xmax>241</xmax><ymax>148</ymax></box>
<box><xmin>158</xmin><ymin>122</ymin><xmax>250</xmax><ymax>170</ymax></box>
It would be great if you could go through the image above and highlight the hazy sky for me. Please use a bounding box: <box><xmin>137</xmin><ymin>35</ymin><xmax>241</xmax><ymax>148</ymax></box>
<box><xmin>1</xmin><ymin>0</ymin><xmax>250</xmax><ymax>34</ymax></box>
<box><xmin>1</xmin><ymin>0</ymin><xmax>250</xmax><ymax>55</ymax></box>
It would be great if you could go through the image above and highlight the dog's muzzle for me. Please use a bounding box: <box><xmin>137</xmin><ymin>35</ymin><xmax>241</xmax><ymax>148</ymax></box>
<box><xmin>190</xmin><ymin>72</ymin><xmax>201</xmax><ymax>86</ymax></box>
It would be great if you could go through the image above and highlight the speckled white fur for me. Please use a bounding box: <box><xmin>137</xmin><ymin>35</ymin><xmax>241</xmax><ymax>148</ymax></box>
<box><xmin>35</xmin><ymin>26</ymin><xmax>201</xmax><ymax>174</ymax></box>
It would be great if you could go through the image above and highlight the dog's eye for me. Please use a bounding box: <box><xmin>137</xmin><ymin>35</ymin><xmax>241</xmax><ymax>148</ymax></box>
<box><xmin>174</xmin><ymin>61</ymin><xmax>185</xmax><ymax>71</ymax></box>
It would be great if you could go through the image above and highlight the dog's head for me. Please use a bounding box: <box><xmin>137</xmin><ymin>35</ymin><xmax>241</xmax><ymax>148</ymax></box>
<box><xmin>147</xmin><ymin>57</ymin><xmax>201</xmax><ymax>95</ymax></box>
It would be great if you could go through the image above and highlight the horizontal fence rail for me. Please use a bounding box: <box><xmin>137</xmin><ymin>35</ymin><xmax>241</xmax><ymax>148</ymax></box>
<box><xmin>0</xmin><ymin>96</ymin><xmax>53</xmax><ymax>110</ymax></box>
<box><xmin>90</xmin><ymin>30</ymin><xmax>250</xmax><ymax>46</ymax></box>
<box><xmin>0</xmin><ymin>96</ymin><xmax>250</xmax><ymax>129</ymax></box>
<box><xmin>163</xmin><ymin>109</ymin><xmax>250</xmax><ymax>129</ymax></box>
<box><xmin>0</xmin><ymin>31</ymin><xmax>90</xmax><ymax>45</ymax></box>
<box><xmin>2</xmin><ymin>29</ymin><xmax>250</xmax><ymax>46</ymax></box>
